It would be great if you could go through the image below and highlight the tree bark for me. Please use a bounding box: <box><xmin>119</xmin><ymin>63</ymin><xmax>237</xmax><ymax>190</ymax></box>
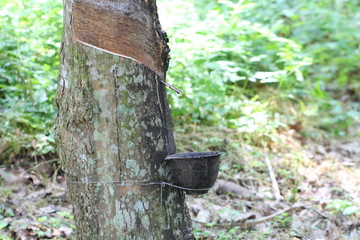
<box><xmin>55</xmin><ymin>0</ymin><xmax>193</xmax><ymax>239</ymax></box>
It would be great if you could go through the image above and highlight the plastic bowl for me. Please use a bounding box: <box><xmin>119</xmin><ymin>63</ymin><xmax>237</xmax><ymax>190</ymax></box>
<box><xmin>165</xmin><ymin>151</ymin><xmax>222</xmax><ymax>195</ymax></box>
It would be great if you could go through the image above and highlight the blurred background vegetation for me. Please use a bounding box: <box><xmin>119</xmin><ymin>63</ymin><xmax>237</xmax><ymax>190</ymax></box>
<box><xmin>1</xmin><ymin>0</ymin><xmax>360</xmax><ymax>239</ymax></box>
<box><xmin>0</xmin><ymin>0</ymin><xmax>359</xmax><ymax>162</ymax></box>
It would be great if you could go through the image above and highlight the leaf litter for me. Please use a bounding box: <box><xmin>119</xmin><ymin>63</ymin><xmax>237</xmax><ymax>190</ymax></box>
<box><xmin>0</xmin><ymin>126</ymin><xmax>359</xmax><ymax>239</ymax></box>
<box><xmin>0</xmin><ymin>163</ymin><xmax>72</xmax><ymax>240</ymax></box>
<box><xmin>177</xmin><ymin>126</ymin><xmax>360</xmax><ymax>239</ymax></box>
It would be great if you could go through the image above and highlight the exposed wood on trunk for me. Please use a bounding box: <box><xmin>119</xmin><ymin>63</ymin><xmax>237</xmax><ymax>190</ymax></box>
<box><xmin>73</xmin><ymin>0</ymin><xmax>170</xmax><ymax>76</ymax></box>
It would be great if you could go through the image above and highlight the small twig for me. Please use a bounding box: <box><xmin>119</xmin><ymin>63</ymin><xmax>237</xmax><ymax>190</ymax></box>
<box><xmin>264</xmin><ymin>152</ymin><xmax>282</xmax><ymax>201</ymax></box>
<box><xmin>26</xmin><ymin>159</ymin><xmax>59</xmax><ymax>172</ymax></box>
<box><xmin>192</xmin><ymin>204</ymin><xmax>311</xmax><ymax>229</ymax></box>
<box><xmin>312</xmin><ymin>209</ymin><xmax>330</xmax><ymax>220</ymax></box>
<box><xmin>52</xmin><ymin>164</ymin><xmax>62</xmax><ymax>183</ymax></box>
<box><xmin>291</xmin><ymin>228</ymin><xmax>311</xmax><ymax>240</ymax></box>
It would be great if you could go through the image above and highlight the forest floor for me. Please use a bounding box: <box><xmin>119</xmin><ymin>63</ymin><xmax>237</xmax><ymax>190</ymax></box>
<box><xmin>184</xmin><ymin>125</ymin><xmax>360</xmax><ymax>240</ymax></box>
<box><xmin>0</xmin><ymin>124</ymin><xmax>359</xmax><ymax>240</ymax></box>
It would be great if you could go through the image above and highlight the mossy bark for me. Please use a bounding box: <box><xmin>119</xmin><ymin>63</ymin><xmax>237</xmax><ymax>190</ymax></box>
<box><xmin>55</xmin><ymin>1</ymin><xmax>193</xmax><ymax>239</ymax></box>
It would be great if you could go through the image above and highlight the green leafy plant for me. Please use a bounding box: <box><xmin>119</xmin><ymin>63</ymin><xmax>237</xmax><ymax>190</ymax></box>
<box><xmin>193</xmin><ymin>228</ymin><xmax>212</xmax><ymax>239</ymax></box>
<box><xmin>326</xmin><ymin>199</ymin><xmax>359</xmax><ymax>216</ymax></box>
<box><xmin>158</xmin><ymin>0</ymin><xmax>360</xmax><ymax>147</ymax></box>
<box><xmin>0</xmin><ymin>219</ymin><xmax>9</xmax><ymax>230</ymax></box>
<box><xmin>36</xmin><ymin>229</ymin><xmax>52</xmax><ymax>238</ymax></box>
<box><xmin>160</xmin><ymin>0</ymin><xmax>309</xmax><ymax>127</ymax></box>
<box><xmin>0</xmin><ymin>0</ymin><xmax>358</xmax><ymax>162</ymax></box>
<box><xmin>0</xmin><ymin>0</ymin><xmax>61</xmax><ymax>161</ymax></box>
<box><xmin>216</xmin><ymin>226</ymin><xmax>242</xmax><ymax>240</ymax></box>
<box><xmin>274</xmin><ymin>212</ymin><xmax>293</xmax><ymax>228</ymax></box>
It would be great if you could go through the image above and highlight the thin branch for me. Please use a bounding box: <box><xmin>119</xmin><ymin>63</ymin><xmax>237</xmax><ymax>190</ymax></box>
<box><xmin>312</xmin><ymin>209</ymin><xmax>330</xmax><ymax>220</ymax></box>
<box><xmin>264</xmin><ymin>152</ymin><xmax>282</xmax><ymax>201</ymax></box>
<box><xmin>192</xmin><ymin>204</ymin><xmax>312</xmax><ymax>229</ymax></box>
<box><xmin>26</xmin><ymin>159</ymin><xmax>59</xmax><ymax>172</ymax></box>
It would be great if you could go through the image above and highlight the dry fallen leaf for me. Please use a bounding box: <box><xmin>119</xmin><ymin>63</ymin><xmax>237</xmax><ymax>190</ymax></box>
<box><xmin>349</xmin><ymin>229</ymin><xmax>360</xmax><ymax>240</ymax></box>
<box><xmin>52</xmin><ymin>228</ymin><xmax>61</xmax><ymax>237</ymax></box>
<box><xmin>12</xmin><ymin>229</ymin><xmax>37</xmax><ymax>240</ymax></box>
<box><xmin>0</xmin><ymin>168</ymin><xmax>28</xmax><ymax>186</ymax></box>
<box><xmin>194</xmin><ymin>209</ymin><xmax>211</xmax><ymax>223</ymax></box>
<box><xmin>27</xmin><ymin>173</ymin><xmax>43</xmax><ymax>187</ymax></box>
<box><xmin>26</xmin><ymin>187</ymin><xmax>52</xmax><ymax>201</ymax></box>
<box><xmin>59</xmin><ymin>226</ymin><xmax>73</xmax><ymax>239</ymax></box>
<box><xmin>36</xmin><ymin>205</ymin><xmax>58</xmax><ymax>215</ymax></box>
<box><xmin>338</xmin><ymin>142</ymin><xmax>360</xmax><ymax>154</ymax></box>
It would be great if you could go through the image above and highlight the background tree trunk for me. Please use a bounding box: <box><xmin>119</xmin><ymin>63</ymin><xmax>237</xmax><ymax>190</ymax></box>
<box><xmin>55</xmin><ymin>0</ymin><xmax>193</xmax><ymax>239</ymax></box>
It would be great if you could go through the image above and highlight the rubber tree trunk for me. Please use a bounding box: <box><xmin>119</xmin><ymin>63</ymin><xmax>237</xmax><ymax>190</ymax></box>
<box><xmin>55</xmin><ymin>0</ymin><xmax>193</xmax><ymax>239</ymax></box>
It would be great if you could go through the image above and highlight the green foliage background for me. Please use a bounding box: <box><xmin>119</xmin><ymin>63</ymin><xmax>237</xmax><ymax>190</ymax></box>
<box><xmin>0</xmin><ymin>0</ymin><xmax>359</xmax><ymax>161</ymax></box>
<box><xmin>0</xmin><ymin>0</ymin><xmax>61</xmax><ymax>159</ymax></box>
